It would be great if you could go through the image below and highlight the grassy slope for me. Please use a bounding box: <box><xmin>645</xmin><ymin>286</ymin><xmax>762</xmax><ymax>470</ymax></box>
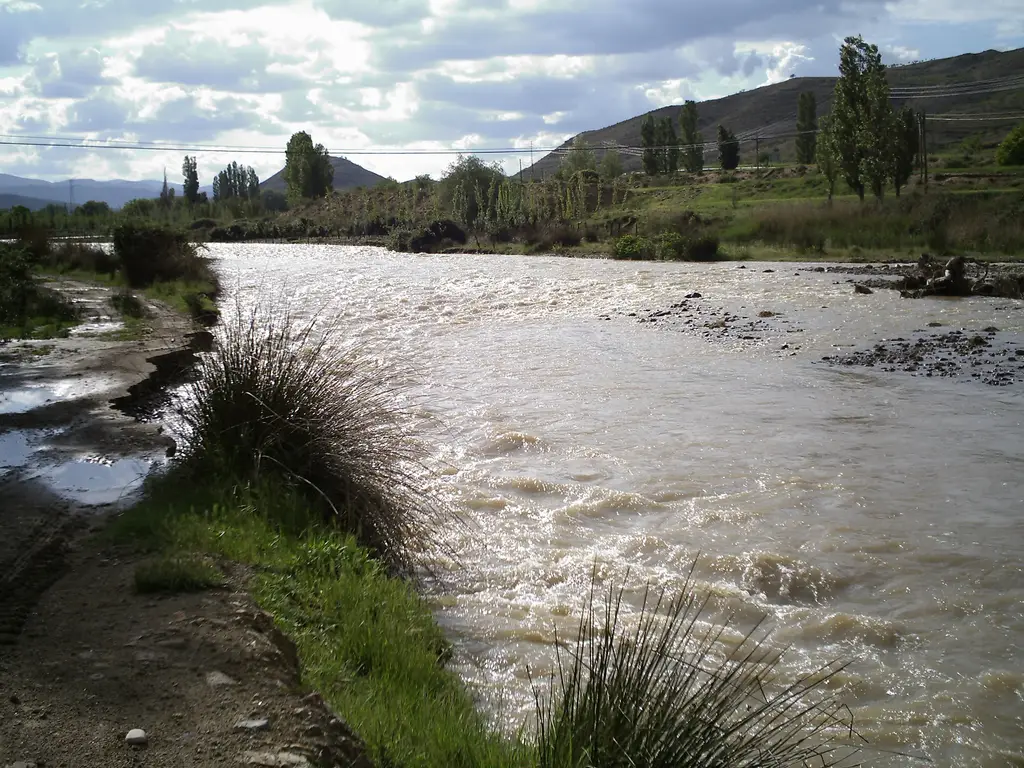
<box><xmin>282</xmin><ymin>164</ymin><xmax>1024</xmax><ymax>261</ymax></box>
<box><xmin>529</xmin><ymin>46</ymin><xmax>1024</xmax><ymax>177</ymax></box>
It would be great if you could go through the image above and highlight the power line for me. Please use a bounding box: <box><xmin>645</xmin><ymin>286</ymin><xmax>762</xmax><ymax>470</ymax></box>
<box><xmin>890</xmin><ymin>73</ymin><xmax>1024</xmax><ymax>92</ymax></box>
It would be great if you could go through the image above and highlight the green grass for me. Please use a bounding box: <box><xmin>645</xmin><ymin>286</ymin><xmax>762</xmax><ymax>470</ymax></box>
<box><xmin>110</xmin><ymin>478</ymin><xmax>528</xmax><ymax>768</ymax></box>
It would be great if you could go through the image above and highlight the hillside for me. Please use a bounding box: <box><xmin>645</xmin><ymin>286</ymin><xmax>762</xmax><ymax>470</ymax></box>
<box><xmin>530</xmin><ymin>47</ymin><xmax>1024</xmax><ymax>178</ymax></box>
<box><xmin>0</xmin><ymin>174</ymin><xmax>165</xmax><ymax>210</ymax></box>
<box><xmin>260</xmin><ymin>155</ymin><xmax>389</xmax><ymax>194</ymax></box>
<box><xmin>0</xmin><ymin>192</ymin><xmax>69</xmax><ymax>211</ymax></box>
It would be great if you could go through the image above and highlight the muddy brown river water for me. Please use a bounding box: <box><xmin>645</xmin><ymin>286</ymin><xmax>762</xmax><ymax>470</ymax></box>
<box><xmin>210</xmin><ymin>244</ymin><xmax>1023</xmax><ymax>766</ymax></box>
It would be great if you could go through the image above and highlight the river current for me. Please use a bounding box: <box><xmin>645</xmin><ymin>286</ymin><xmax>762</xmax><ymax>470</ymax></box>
<box><xmin>210</xmin><ymin>244</ymin><xmax>1023</xmax><ymax>767</ymax></box>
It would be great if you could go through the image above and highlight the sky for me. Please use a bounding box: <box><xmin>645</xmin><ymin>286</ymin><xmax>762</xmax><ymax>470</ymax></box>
<box><xmin>0</xmin><ymin>0</ymin><xmax>1021</xmax><ymax>185</ymax></box>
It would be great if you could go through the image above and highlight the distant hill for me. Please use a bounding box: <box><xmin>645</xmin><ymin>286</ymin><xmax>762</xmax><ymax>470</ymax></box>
<box><xmin>0</xmin><ymin>173</ymin><xmax>165</xmax><ymax>210</ymax></box>
<box><xmin>530</xmin><ymin>47</ymin><xmax>1024</xmax><ymax>177</ymax></box>
<box><xmin>259</xmin><ymin>156</ymin><xmax>389</xmax><ymax>194</ymax></box>
<box><xmin>0</xmin><ymin>192</ymin><xmax>69</xmax><ymax>211</ymax></box>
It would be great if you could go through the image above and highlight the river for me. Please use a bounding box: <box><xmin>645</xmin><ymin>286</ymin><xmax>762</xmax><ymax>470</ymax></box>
<box><xmin>210</xmin><ymin>243</ymin><xmax>1023</xmax><ymax>767</ymax></box>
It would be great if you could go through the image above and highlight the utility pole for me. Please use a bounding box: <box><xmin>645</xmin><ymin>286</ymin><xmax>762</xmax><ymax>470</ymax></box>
<box><xmin>754</xmin><ymin>131</ymin><xmax>760</xmax><ymax>171</ymax></box>
<box><xmin>518</xmin><ymin>158</ymin><xmax>523</xmax><ymax>183</ymax></box>
<box><xmin>529</xmin><ymin>141</ymin><xmax>534</xmax><ymax>181</ymax></box>
<box><xmin>68</xmin><ymin>179</ymin><xmax>74</xmax><ymax>210</ymax></box>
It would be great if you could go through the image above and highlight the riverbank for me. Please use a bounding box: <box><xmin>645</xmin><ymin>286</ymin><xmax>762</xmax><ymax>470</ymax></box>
<box><xmin>0</xmin><ymin>280</ymin><xmax>521</xmax><ymax>766</ymax></box>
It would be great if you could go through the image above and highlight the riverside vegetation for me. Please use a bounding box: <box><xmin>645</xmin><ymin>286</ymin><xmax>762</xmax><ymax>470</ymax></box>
<box><xmin>4</xmin><ymin>40</ymin><xmax>1024</xmax><ymax>264</ymax></box>
<box><xmin>0</xmin><ymin>224</ymin><xmax>220</xmax><ymax>342</ymax></box>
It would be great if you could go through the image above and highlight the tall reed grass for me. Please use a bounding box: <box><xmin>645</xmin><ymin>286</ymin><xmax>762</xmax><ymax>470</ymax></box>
<box><xmin>177</xmin><ymin>306</ymin><xmax>453</xmax><ymax>575</ymax></box>
<box><xmin>533</xmin><ymin>567</ymin><xmax>861</xmax><ymax>768</ymax></box>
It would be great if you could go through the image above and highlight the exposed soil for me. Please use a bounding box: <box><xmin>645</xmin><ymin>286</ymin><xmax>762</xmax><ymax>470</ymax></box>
<box><xmin>0</xmin><ymin>534</ymin><xmax>370</xmax><ymax>767</ymax></box>
<box><xmin>1</xmin><ymin>279</ymin><xmax>372</xmax><ymax>768</ymax></box>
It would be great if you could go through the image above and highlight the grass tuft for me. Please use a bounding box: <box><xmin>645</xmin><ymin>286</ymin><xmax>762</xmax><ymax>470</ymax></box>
<box><xmin>176</xmin><ymin>305</ymin><xmax>455</xmax><ymax>575</ymax></box>
<box><xmin>533</xmin><ymin>565</ymin><xmax>860</xmax><ymax>768</ymax></box>
<box><xmin>134</xmin><ymin>553</ymin><xmax>225</xmax><ymax>594</ymax></box>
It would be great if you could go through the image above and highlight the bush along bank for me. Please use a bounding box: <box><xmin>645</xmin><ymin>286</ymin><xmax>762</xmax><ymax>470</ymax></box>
<box><xmin>0</xmin><ymin>241</ymin><xmax>79</xmax><ymax>340</ymax></box>
<box><xmin>103</xmin><ymin>304</ymin><xmax>872</xmax><ymax>767</ymax></box>
<box><xmin>22</xmin><ymin>224</ymin><xmax>221</xmax><ymax>327</ymax></box>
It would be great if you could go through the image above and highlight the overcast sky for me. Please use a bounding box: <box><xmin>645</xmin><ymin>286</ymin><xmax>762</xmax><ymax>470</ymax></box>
<box><xmin>1</xmin><ymin>0</ymin><xmax>1021</xmax><ymax>184</ymax></box>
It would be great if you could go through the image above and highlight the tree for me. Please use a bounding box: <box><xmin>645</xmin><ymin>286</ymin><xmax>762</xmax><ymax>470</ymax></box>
<box><xmin>795</xmin><ymin>92</ymin><xmax>817</xmax><ymax>164</ymax></box>
<box><xmin>159</xmin><ymin>170</ymin><xmax>172</xmax><ymax>209</ymax></box>
<box><xmin>182</xmin><ymin>156</ymin><xmax>200</xmax><ymax>204</ymax></box>
<box><xmin>441</xmin><ymin>154</ymin><xmax>503</xmax><ymax>229</ymax></box>
<box><xmin>816</xmin><ymin>115</ymin><xmax>840</xmax><ymax>204</ymax></box>
<box><xmin>996</xmin><ymin>121</ymin><xmax>1024</xmax><ymax>166</ymax></box>
<box><xmin>717</xmin><ymin>125</ymin><xmax>740</xmax><ymax>170</ymax></box>
<box><xmin>213</xmin><ymin>162</ymin><xmax>260</xmax><ymax>202</ymax></box>
<box><xmin>599</xmin><ymin>148</ymin><xmax>623</xmax><ymax>180</ymax></box>
<box><xmin>891</xmin><ymin>107</ymin><xmax>919</xmax><ymax>197</ymax></box>
<box><xmin>284</xmin><ymin>131</ymin><xmax>334</xmax><ymax>202</ymax></box>
<box><xmin>679</xmin><ymin>100</ymin><xmax>704</xmax><ymax>173</ymax></box>
<box><xmin>77</xmin><ymin>200</ymin><xmax>110</xmax><ymax>217</ymax></box>
<box><xmin>658</xmin><ymin>117</ymin><xmax>679</xmax><ymax>174</ymax></box>
<box><xmin>262</xmin><ymin>190</ymin><xmax>288</xmax><ymax>212</ymax></box>
<box><xmin>827</xmin><ymin>36</ymin><xmax>893</xmax><ymax>201</ymax></box>
<box><xmin>640</xmin><ymin>115</ymin><xmax>658</xmax><ymax>176</ymax></box>
<box><xmin>559</xmin><ymin>136</ymin><xmax>597</xmax><ymax>178</ymax></box>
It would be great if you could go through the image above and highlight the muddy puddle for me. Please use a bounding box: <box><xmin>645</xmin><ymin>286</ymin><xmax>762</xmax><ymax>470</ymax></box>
<box><xmin>0</xmin><ymin>376</ymin><xmax>120</xmax><ymax>416</ymax></box>
<box><xmin>30</xmin><ymin>454</ymin><xmax>161</xmax><ymax>506</ymax></box>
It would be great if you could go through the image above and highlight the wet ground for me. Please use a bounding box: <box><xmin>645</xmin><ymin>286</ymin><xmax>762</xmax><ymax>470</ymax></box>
<box><xmin>0</xmin><ymin>279</ymin><xmax>200</xmax><ymax>643</ymax></box>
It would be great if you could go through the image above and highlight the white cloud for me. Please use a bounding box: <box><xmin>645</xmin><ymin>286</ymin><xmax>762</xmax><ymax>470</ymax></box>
<box><xmin>0</xmin><ymin>0</ymin><xmax>1019</xmax><ymax>182</ymax></box>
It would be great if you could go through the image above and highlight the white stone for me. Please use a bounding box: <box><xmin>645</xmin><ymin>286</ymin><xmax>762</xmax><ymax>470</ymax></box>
<box><xmin>205</xmin><ymin>670</ymin><xmax>236</xmax><ymax>687</ymax></box>
<box><xmin>125</xmin><ymin>728</ymin><xmax>148</xmax><ymax>745</ymax></box>
<box><xmin>234</xmin><ymin>718</ymin><xmax>271</xmax><ymax>732</ymax></box>
<box><xmin>243</xmin><ymin>752</ymin><xmax>311</xmax><ymax>767</ymax></box>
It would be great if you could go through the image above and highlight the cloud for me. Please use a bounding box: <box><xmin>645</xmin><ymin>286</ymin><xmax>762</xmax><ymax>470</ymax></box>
<box><xmin>0</xmin><ymin>0</ymin><xmax>1019</xmax><ymax>182</ymax></box>
<box><xmin>132</xmin><ymin>31</ymin><xmax>308</xmax><ymax>93</ymax></box>
<box><xmin>27</xmin><ymin>47</ymin><xmax>112</xmax><ymax>98</ymax></box>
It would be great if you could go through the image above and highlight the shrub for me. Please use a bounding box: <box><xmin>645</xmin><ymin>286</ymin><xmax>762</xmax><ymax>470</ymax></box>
<box><xmin>996</xmin><ymin>121</ymin><xmax>1024</xmax><ymax>166</ymax></box>
<box><xmin>537</xmin><ymin>224</ymin><xmax>582</xmax><ymax>250</ymax></box>
<box><xmin>533</xmin><ymin>568</ymin><xmax>859</xmax><ymax>768</ymax></box>
<box><xmin>0</xmin><ymin>245</ymin><xmax>35</xmax><ymax>325</ymax></box>
<box><xmin>189</xmin><ymin>218</ymin><xmax>219</xmax><ymax>230</ymax></box>
<box><xmin>654</xmin><ymin>231</ymin><xmax>688</xmax><ymax>260</ymax></box>
<box><xmin>46</xmin><ymin>242</ymin><xmax>119</xmax><ymax>275</ymax></box>
<box><xmin>613</xmin><ymin>234</ymin><xmax>654</xmax><ymax>260</ymax></box>
<box><xmin>110</xmin><ymin>290</ymin><xmax>149</xmax><ymax>319</ymax></box>
<box><xmin>112</xmin><ymin>223</ymin><xmax>220</xmax><ymax>292</ymax></box>
<box><xmin>177</xmin><ymin>307</ymin><xmax>455</xmax><ymax>575</ymax></box>
<box><xmin>0</xmin><ymin>243</ymin><xmax>78</xmax><ymax>337</ymax></box>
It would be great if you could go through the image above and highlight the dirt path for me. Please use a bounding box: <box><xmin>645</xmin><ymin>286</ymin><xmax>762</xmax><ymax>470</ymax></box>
<box><xmin>0</xmin><ymin>280</ymin><xmax>371</xmax><ymax>768</ymax></box>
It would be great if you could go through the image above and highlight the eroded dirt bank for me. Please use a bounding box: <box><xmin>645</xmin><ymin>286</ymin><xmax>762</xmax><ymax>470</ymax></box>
<box><xmin>0</xmin><ymin>280</ymin><xmax>370</xmax><ymax>768</ymax></box>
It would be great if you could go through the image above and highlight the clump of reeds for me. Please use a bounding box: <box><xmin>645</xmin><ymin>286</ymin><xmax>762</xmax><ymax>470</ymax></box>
<box><xmin>533</xmin><ymin>564</ymin><xmax>861</xmax><ymax>768</ymax></box>
<box><xmin>177</xmin><ymin>305</ymin><xmax>453</xmax><ymax>575</ymax></box>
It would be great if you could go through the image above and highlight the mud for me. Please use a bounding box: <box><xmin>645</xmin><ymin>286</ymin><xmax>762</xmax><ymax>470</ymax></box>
<box><xmin>0</xmin><ymin>278</ymin><xmax>200</xmax><ymax>650</ymax></box>
<box><xmin>0</xmin><ymin>535</ymin><xmax>371</xmax><ymax>767</ymax></box>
